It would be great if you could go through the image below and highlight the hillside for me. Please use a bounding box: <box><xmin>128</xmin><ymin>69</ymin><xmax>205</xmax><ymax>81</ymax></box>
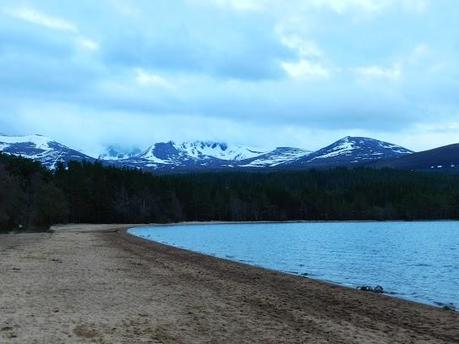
<box><xmin>372</xmin><ymin>144</ymin><xmax>459</xmax><ymax>171</ymax></box>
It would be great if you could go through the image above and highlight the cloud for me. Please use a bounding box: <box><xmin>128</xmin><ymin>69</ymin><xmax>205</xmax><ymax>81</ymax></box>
<box><xmin>101</xmin><ymin>11</ymin><xmax>292</xmax><ymax>81</ymax></box>
<box><xmin>402</xmin><ymin>0</ymin><xmax>429</xmax><ymax>13</ymax></box>
<box><xmin>276</xmin><ymin>19</ymin><xmax>332</xmax><ymax>80</ymax></box>
<box><xmin>134</xmin><ymin>69</ymin><xmax>175</xmax><ymax>90</ymax></box>
<box><xmin>0</xmin><ymin>0</ymin><xmax>457</xmax><ymax>154</ymax></box>
<box><xmin>282</xmin><ymin>60</ymin><xmax>331</xmax><ymax>79</ymax></box>
<box><xmin>306</xmin><ymin>0</ymin><xmax>429</xmax><ymax>14</ymax></box>
<box><xmin>78</xmin><ymin>37</ymin><xmax>99</xmax><ymax>52</ymax></box>
<box><xmin>208</xmin><ymin>0</ymin><xmax>263</xmax><ymax>12</ymax></box>
<box><xmin>354</xmin><ymin>63</ymin><xmax>402</xmax><ymax>81</ymax></box>
<box><xmin>5</xmin><ymin>5</ymin><xmax>100</xmax><ymax>55</ymax></box>
<box><xmin>109</xmin><ymin>0</ymin><xmax>141</xmax><ymax>16</ymax></box>
<box><xmin>279</xmin><ymin>35</ymin><xmax>323</xmax><ymax>58</ymax></box>
<box><xmin>308</xmin><ymin>0</ymin><xmax>388</xmax><ymax>13</ymax></box>
<box><xmin>6</xmin><ymin>7</ymin><xmax>78</xmax><ymax>33</ymax></box>
<box><xmin>198</xmin><ymin>0</ymin><xmax>430</xmax><ymax>15</ymax></box>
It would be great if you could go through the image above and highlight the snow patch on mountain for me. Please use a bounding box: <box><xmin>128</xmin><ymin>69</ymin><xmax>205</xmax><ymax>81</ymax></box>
<box><xmin>140</xmin><ymin>142</ymin><xmax>180</xmax><ymax>164</ymax></box>
<box><xmin>177</xmin><ymin>141</ymin><xmax>266</xmax><ymax>161</ymax></box>
<box><xmin>311</xmin><ymin>137</ymin><xmax>355</xmax><ymax>160</ymax></box>
<box><xmin>130</xmin><ymin>141</ymin><xmax>269</xmax><ymax>169</ymax></box>
<box><xmin>0</xmin><ymin>134</ymin><xmax>53</xmax><ymax>152</ymax></box>
<box><xmin>241</xmin><ymin>147</ymin><xmax>311</xmax><ymax>167</ymax></box>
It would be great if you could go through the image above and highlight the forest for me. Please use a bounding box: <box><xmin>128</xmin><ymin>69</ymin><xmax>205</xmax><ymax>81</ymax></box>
<box><xmin>1</xmin><ymin>153</ymin><xmax>459</xmax><ymax>232</ymax></box>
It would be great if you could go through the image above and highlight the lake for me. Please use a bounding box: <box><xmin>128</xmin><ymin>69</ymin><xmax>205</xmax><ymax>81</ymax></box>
<box><xmin>128</xmin><ymin>221</ymin><xmax>459</xmax><ymax>308</ymax></box>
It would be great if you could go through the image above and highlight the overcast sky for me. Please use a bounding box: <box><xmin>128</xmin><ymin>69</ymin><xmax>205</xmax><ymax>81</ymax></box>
<box><xmin>1</xmin><ymin>0</ymin><xmax>458</xmax><ymax>156</ymax></box>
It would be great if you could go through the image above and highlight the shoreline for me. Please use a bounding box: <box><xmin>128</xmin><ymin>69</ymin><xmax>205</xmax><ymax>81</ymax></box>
<box><xmin>120</xmin><ymin>226</ymin><xmax>459</xmax><ymax>314</ymax></box>
<box><xmin>122</xmin><ymin>226</ymin><xmax>455</xmax><ymax>311</ymax></box>
<box><xmin>46</xmin><ymin>218</ymin><xmax>459</xmax><ymax>232</ymax></box>
<box><xmin>1</xmin><ymin>224</ymin><xmax>458</xmax><ymax>343</ymax></box>
<box><xmin>124</xmin><ymin>223</ymin><xmax>458</xmax><ymax>310</ymax></box>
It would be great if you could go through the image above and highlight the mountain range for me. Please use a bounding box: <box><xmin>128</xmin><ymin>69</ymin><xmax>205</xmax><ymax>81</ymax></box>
<box><xmin>1</xmin><ymin>134</ymin><xmax>458</xmax><ymax>173</ymax></box>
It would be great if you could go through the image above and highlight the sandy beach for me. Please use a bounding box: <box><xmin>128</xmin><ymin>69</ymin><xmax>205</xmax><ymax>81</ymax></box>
<box><xmin>0</xmin><ymin>224</ymin><xmax>458</xmax><ymax>344</ymax></box>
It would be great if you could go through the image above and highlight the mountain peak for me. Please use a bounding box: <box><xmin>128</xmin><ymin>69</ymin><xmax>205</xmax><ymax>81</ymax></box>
<box><xmin>292</xmin><ymin>136</ymin><xmax>413</xmax><ymax>168</ymax></box>
<box><xmin>339</xmin><ymin>136</ymin><xmax>379</xmax><ymax>143</ymax></box>
<box><xmin>0</xmin><ymin>134</ymin><xmax>93</xmax><ymax>169</ymax></box>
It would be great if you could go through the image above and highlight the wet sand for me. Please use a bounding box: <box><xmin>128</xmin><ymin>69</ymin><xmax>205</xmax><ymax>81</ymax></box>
<box><xmin>0</xmin><ymin>224</ymin><xmax>458</xmax><ymax>343</ymax></box>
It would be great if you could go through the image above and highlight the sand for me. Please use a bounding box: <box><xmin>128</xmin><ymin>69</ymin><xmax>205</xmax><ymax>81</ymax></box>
<box><xmin>0</xmin><ymin>224</ymin><xmax>458</xmax><ymax>344</ymax></box>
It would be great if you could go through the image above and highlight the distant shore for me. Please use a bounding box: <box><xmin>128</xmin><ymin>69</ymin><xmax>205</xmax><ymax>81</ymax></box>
<box><xmin>1</xmin><ymin>224</ymin><xmax>458</xmax><ymax>343</ymax></box>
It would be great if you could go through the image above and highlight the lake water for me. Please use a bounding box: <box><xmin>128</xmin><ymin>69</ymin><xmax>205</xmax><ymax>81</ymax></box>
<box><xmin>128</xmin><ymin>221</ymin><xmax>459</xmax><ymax>308</ymax></box>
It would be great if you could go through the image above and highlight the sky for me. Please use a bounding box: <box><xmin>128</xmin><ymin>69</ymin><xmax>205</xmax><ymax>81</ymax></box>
<box><xmin>1</xmin><ymin>0</ymin><xmax>458</xmax><ymax>156</ymax></box>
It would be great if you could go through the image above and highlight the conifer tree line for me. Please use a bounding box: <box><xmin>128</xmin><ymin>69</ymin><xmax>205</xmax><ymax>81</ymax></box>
<box><xmin>1</xmin><ymin>153</ymin><xmax>459</xmax><ymax>232</ymax></box>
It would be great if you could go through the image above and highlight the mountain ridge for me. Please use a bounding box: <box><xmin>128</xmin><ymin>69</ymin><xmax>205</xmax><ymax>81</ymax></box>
<box><xmin>290</xmin><ymin>136</ymin><xmax>413</xmax><ymax>168</ymax></box>
<box><xmin>3</xmin><ymin>133</ymin><xmax>452</xmax><ymax>173</ymax></box>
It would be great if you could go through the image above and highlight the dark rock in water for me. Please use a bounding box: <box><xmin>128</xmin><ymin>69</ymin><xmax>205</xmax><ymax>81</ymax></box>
<box><xmin>358</xmin><ymin>286</ymin><xmax>372</xmax><ymax>292</ymax></box>
<box><xmin>435</xmin><ymin>302</ymin><xmax>457</xmax><ymax>312</ymax></box>
<box><xmin>374</xmin><ymin>285</ymin><xmax>384</xmax><ymax>294</ymax></box>
<box><xmin>357</xmin><ymin>285</ymin><xmax>384</xmax><ymax>294</ymax></box>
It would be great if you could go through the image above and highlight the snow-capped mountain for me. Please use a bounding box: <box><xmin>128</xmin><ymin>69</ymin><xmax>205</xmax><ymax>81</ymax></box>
<box><xmin>0</xmin><ymin>134</ymin><xmax>94</xmax><ymax>169</ymax></box>
<box><xmin>292</xmin><ymin>136</ymin><xmax>413</xmax><ymax>168</ymax></box>
<box><xmin>1</xmin><ymin>134</ymin><xmax>418</xmax><ymax>172</ymax></box>
<box><xmin>122</xmin><ymin>141</ymin><xmax>309</xmax><ymax>170</ymax></box>
<box><xmin>176</xmin><ymin>141</ymin><xmax>266</xmax><ymax>161</ymax></box>
<box><xmin>106</xmin><ymin>141</ymin><xmax>271</xmax><ymax>171</ymax></box>
<box><xmin>139</xmin><ymin>141</ymin><xmax>265</xmax><ymax>164</ymax></box>
<box><xmin>127</xmin><ymin>141</ymin><xmax>204</xmax><ymax>169</ymax></box>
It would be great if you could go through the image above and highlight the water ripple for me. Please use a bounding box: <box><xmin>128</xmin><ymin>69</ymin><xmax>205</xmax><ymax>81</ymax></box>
<box><xmin>130</xmin><ymin>221</ymin><xmax>459</xmax><ymax>308</ymax></box>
